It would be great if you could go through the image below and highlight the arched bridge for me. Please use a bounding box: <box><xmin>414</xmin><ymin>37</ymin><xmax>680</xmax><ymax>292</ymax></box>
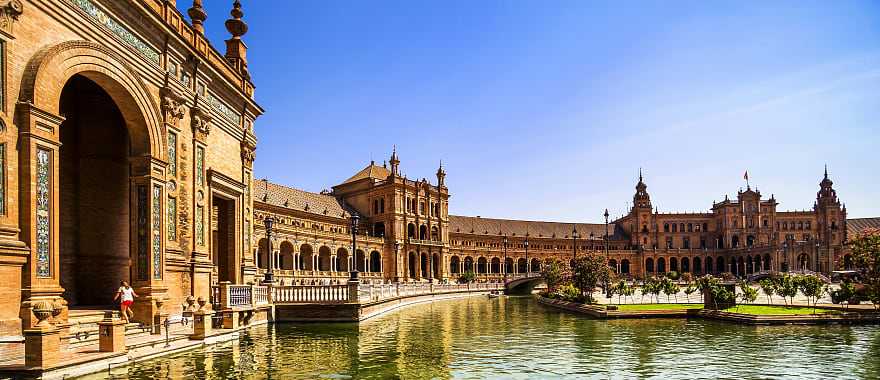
<box><xmin>504</xmin><ymin>275</ymin><xmax>544</xmax><ymax>295</ymax></box>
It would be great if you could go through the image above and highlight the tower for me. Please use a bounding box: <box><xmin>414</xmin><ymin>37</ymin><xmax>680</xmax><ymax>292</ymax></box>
<box><xmin>436</xmin><ymin>161</ymin><xmax>446</xmax><ymax>188</ymax></box>
<box><xmin>632</xmin><ymin>169</ymin><xmax>653</xmax><ymax>248</ymax></box>
<box><xmin>814</xmin><ymin>166</ymin><xmax>845</xmax><ymax>247</ymax></box>
<box><xmin>389</xmin><ymin>146</ymin><xmax>400</xmax><ymax>177</ymax></box>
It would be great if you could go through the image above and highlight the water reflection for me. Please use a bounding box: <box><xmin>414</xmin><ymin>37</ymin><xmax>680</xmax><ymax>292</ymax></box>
<box><xmin>82</xmin><ymin>296</ymin><xmax>880</xmax><ymax>379</ymax></box>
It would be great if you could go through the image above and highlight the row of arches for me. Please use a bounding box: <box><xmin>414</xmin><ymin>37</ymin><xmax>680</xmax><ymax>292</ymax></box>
<box><xmin>257</xmin><ymin>240</ymin><xmax>382</xmax><ymax>273</ymax></box>
<box><xmin>447</xmin><ymin>256</ymin><xmax>542</xmax><ymax>275</ymax></box>
<box><xmin>407</xmin><ymin>223</ymin><xmax>440</xmax><ymax>241</ymax></box>
<box><xmin>642</xmin><ymin>254</ymin><xmax>774</xmax><ymax>275</ymax></box>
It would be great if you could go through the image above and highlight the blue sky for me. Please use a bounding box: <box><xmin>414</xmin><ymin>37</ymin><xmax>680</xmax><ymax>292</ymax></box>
<box><xmin>187</xmin><ymin>1</ymin><xmax>880</xmax><ymax>222</ymax></box>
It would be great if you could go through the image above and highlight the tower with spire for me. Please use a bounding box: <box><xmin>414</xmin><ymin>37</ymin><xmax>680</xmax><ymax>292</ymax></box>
<box><xmin>436</xmin><ymin>161</ymin><xmax>446</xmax><ymax>188</ymax></box>
<box><xmin>389</xmin><ymin>146</ymin><xmax>400</xmax><ymax>177</ymax></box>
<box><xmin>814</xmin><ymin>165</ymin><xmax>846</xmax><ymax>250</ymax></box>
<box><xmin>630</xmin><ymin>169</ymin><xmax>653</xmax><ymax>249</ymax></box>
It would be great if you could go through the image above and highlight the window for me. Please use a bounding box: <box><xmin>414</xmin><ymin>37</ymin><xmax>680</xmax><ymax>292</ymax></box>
<box><xmin>683</xmin><ymin>237</ymin><xmax>690</xmax><ymax>249</ymax></box>
<box><xmin>672</xmin><ymin>224</ymin><xmax>677</xmax><ymax>232</ymax></box>
<box><xmin>687</xmin><ymin>223</ymin><xmax>693</xmax><ymax>232</ymax></box>
<box><xmin>763</xmin><ymin>219</ymin><xmax>768</xmax><ymax>227</ymax></box>
<box><xmin>167</xmin><ymin>60</ymin><xmax>178</xmax><ymax>78</ymax></box>
<box><xmin>380</xmin><ymin>198</ymin><xmax>385</xmax><ymax>214</ymax></box>
<box><xmin>664</xmin><ymin>223</ymin><xmax>669</xmax><ymax>232</ymax></box>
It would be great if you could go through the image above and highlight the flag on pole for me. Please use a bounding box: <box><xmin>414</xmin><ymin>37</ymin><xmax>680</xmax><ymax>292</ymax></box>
<box><xmin>743</xmin><ymin>171</ymin><xmax>749</xmax><ymax>181</ymax></box>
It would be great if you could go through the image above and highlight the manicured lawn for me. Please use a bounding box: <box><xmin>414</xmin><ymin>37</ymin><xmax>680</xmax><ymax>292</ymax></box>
<box><xmin>721</xmin><ymin>305</ymin><xmax>838</xmax><ymax>315</ymax></box>
<box><xmin>614</xmin><ymin>304</ymin><xmax>703</xmax><ymax>311</ymax></box>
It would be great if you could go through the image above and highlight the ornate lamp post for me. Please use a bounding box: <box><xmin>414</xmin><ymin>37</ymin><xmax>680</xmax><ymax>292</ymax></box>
<box><xmin>503</xmin><ymin>236</ymin><xmax>509</xmax><ymax>282</ymax></box>
<box><xmin>814</xmin><ymin>240</ymin><xmax>820</xmax><ymax>273</ymax></box>
<box><xmin>604</xmin><ymin>208</ymin><xmax>611</xmax><ymax>296</ymax></box>
<box><xmin>572</xmin><ymin>227</ymin><xmax>579</xmax><ymax>261</ymax></box>
<box><xmin>524</xmin><ymin>236</ymin><xmax>530</xmax><ymax>277</ymax></box>
<box><xmin>350</xmin><ymin>214</ymin><xmax>360</xmax><ymax>281</ymax></box>
<box><xmin>262</xmin><ymin>216</ymin><xmax>275</xmax><ymax>283</ymax></box>
<box><xmin>394</xmin><ymin>240</ymin><xmax>401</xmax><ymax>282</ymax></box>
<box><xmin>782</xmin><ymin>240</ymin><xmax>789</xmax><ymax>272</ymax></box>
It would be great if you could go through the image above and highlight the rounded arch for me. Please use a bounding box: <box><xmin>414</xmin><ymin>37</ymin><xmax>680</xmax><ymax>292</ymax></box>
<box><xmin>407</xmin><ymin>223</ymin><xmax>416</xmax><ymax>238</ymax></box>
<box><xmin>681</xmin><ymin>257</ymin><xmax>690</xmax><ymax>273</ymax></box>
<box><xmin>356</xmin><ymin>249</ymin><xmax>367</xmax><ymax>272</ymax></box>
<box><xmin>608</xmin><ymin>259</ymin><xmax>618</xmax><ymax>272</ymax></box>
<box><xmin>450</xmin><ymin>256</ymin><xmax>460</xmax><ymax>274</ymax></box>
<box><xmin>530</xmin><ymin>258</ymin><xmax>541</xmax><ymax>273</ymax></box>
<box><xmin>669</xmin><ymin>257</ymin><xmax>678</xmax><ymax>272</ymax></box>
<box><xmin>645</xmin><ymin>258</ymin><xmax>654</xmax><ymax>273</ymax></box>
<box><xmin>279</xmin><ymin>241</ymin><xmax>295</xmax><ymax>270</ymax></box>
<box><xmin>477</xmin><ymin>257</ymin><xmax>488</xmax><ymax>274</ymax></box>
<box><xmin>318</xmin><ymin>246</ymin><xmax>332</xmax><ymax>271</ymax></box>
<box><xmin>419</xmin><ymin>225</ymin><xmax>428</xmax><ymax>240</ymax></box>
<box><xmin>657</xmin><ymin>257</ymin><xmax>666</xmax><ymax>273</ymax></box>
<box><xmin>716</xmin><ymin>257</ymin><xmax>725</xmax><ymax>274</ymax></box>
<box><xmin>463</xmin><ymin>256</ymin><xmax>474</xmax><ymax>273</ymax></box>
<box><xmin>693</xmin><ymin>257</ymin><xmax>701</xmax><ymax>274</ymax></box>
<box><xmin>620</xmin><ymin>259</ymin><xmax>630</xmax><ymax>274</ymax></box>
<box><xmin>490</xmin><ymin>257</ymin><xmax>501</xmax><ymax>274</ymax></box>
<box><xmin>257</xmin><ymin>238</ymin><xmax>269</xmax><ymax>269</ymax></box>
<box><xmin>22</xmin><ymin>41</ymin><xmax>162</xmax><ymax>157</ymax></box>
<box><xmin>370</xmin><ymin>250</ymin><xmax>382</xmax><ymax>273</ymax></box>
<box><xmin>705</xmin><ymin>256</ymin><xmax>713</xmax><ymax>274</ymax></box>
<box><xmin>517</xmin><ymin>258</ymin><xmax>527</xmax><ymax>273</ymax></box>
<box><xmin>408</xmin><ymin>251</ymin><xmax>418</xmax><ymax>278</ymax></box>
<box><xmin>299</xmin><ymin>244</ymin><xmax>314</xmax><ymax>271</ymax></box>
<box><xmin>336</xmin><ymin>247</ymin><xmax>349</xmax><ymax>272</ymax></box>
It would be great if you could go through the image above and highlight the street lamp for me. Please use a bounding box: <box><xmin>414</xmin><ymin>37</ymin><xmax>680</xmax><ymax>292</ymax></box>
<box><xmin>572</xmin><ymin>227</ymin><xmax>579</xmax><ymax>261</ymax></box>
<box><xmin>815</xmin><ymin>241</ymin><xmax>820</xmax><ymax>273</ymax></box>
<box><xmin>350</xmin><ymin>214</ymin><xmax>360</xmax><ymax>281</ymax></box>
<box><xmin>604</xmin><ymin>208</ymin><xmax>610</xmax><ymax>296</ymax></box>
<box><xmin>782</xmin><ymin>240</ymin><xmax>789</xmax><ymax>273</ymax></box>
<box><xmin>524</xmin><ymin>236</ymin><xmax>530</xmax><ymax>277</ymax></box>
<box><xmin>262</xmin><ymin>216</ymin><xmax>275</xmax><ymax>284</ymax></box>
<box><xmin>503</xmin><ymin>236</ymin><xmax>509</xmax><ymax>282</ymax></box>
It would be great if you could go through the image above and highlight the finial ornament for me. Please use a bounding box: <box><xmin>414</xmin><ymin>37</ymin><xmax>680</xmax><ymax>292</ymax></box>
<box><xmin>188</xmin><ymin>0</ymin><xmax>207</xmax><ymax>34</ymax></box>
<box><xmin>225</xmin><ymin>0</ymin><xmax>248</xmax><ymax>38</ymax></box>
<box><xmin>824</xmin><ymin>164</ymin><xmax>828</xmax><ymax>180</ymax></box>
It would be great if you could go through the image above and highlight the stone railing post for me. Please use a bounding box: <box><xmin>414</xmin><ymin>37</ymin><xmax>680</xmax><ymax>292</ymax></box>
<box><xmin>347</xmin><ymin>278</ymin><xmax>360</xmax><ymax>303</ymax></box>
<box><xmin>98</xmin><ymin>311</ymin><xmax>127</xmax><ymax>353</ymax></box>
<box><xmin>250</xmin><ymin>284</ymin><xmax>257</xmax><ymax>306</ymax></box>
<box><xmin>24</xmin><ymin>301</ymin><xmax>61</xmax><ymax>368</ymax></box>
<box><xmin>191</xmin><ymin>299</ymin><xmax>214</xmax><ymax>339</ymax></box>
<box><xmin>219</xmin><ymin>281</ymin><xmax>231</xmax><ymax>310</ymax></box>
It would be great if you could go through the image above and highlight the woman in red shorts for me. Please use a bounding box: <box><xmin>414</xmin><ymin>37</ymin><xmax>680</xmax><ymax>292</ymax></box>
<box><xmin>113</xmin><ymin>281</ymin><xmax>139</xmax><ymax>323</ymax></box>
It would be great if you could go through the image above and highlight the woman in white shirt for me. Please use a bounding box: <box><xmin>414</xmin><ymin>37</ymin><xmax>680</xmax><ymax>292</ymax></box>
<box><xmin>113</xmin><ymin>281</ymin><xmax>139</xmax><ymax>323</ymax></box>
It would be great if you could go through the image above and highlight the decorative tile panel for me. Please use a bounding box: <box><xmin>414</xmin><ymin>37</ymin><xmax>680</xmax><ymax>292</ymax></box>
<box><xmin>167</xmin><ymin>196</ymin><xmax>176</xmax><ymax>241</ymax></box>
<box><xmin>36</xmin><ymin>148</ymin><xmax>51</xmax><ymax>277</ymax></box>
<box><xmin>152</xmin><ymin>184</ymin><xmax>162</xmax><ymax>279</ymax></box>
<box><xmin>137</xmin><ymin>185</ymin><xmax>148</xmax><ymax>280</ymax></box>
<box><xmin>69</xmin><ymin>0</ymin><xmax>160</xmax><ymax>64</ymax></box>
<box><xmin>0</xmin><ymin>144</ymin><xmax>5</xmax><ymax>215</ymax></box>
<box><xmin>167</xmin><ymin>132</ymin><xmax>177</xmax><ymax>177</ymax></box>
<box><xmin>196</xmin><ymin>205</ymin><xmax>205</xmax><ymax>246</ymax></box>
<box><xmin>206</xmin><ymin>92</ymin><xmax>241</xmax><ymax>124</ymax></box>
<box><xmin>196</xmin><ymin>147</ymin><xmax>205</xmax><ymax>186</ymax></box>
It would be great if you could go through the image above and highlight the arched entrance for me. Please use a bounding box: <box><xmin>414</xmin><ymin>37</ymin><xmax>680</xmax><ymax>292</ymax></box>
<box><xmin>318</xmin><ymin>246</ymin><xmax>332</xmax><ymax>271</ymax></box>
<box><xmin>370</xmin><ymin>251</ymin><xmax>382</xmax><ymax>273</ymax></box>
<box><xmin>279</xmin><ymin>241</ymin><xmax>295</xmax><ymax>270</ymax></box>
<box><xmin>299</xmin><ymin>244</ymin><xmax>314</xmax><ymax>270</ymax></box>
<box><xmin>59</xmin><ymin>74</ymin><xmax>131</xmax><ymax>307</ymax></box>
<box><xmin>450</xmin><ymin>256</ymin><xmax>460</xmax><ymax>274</ymax></box>
<box><xmin>408</xmin><ymin>252</ymin><xmax>418</xmax><ymax>279</ymax></box>
<box><xmin>336</xmin><ymin>248</ymin><xmax>349</xmax><ymax>272</ymax></box>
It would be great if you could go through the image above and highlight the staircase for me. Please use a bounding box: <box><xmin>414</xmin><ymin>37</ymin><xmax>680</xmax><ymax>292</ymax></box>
<box><xmin>64</xmin><ymin>309</ymin><xmax>153</xmax><ymax>350</ymax></box>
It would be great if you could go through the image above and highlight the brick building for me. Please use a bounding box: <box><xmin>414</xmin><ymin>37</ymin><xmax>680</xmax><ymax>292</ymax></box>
<box><xmin>254</xmin><ymin>152</ymin><xmax>874</xmax><ymax>286</ymax></box>
<box><xmin>0</xmin><ymin>0</ymin><xmax>262</xmax><ymax>358</ymax></box>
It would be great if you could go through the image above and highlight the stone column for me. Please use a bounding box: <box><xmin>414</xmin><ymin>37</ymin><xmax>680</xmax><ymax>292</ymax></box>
<box><xmin>17</xmin><ymin>103</ymin><xmax>66</xmax><ymax>329</ymax></box>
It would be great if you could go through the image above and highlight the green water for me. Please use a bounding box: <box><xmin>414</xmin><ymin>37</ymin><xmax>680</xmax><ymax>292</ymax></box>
<box><xmin>84</xmin><ymin>296</ymin><xmax>880</xmax><ymax>379</ymax></box>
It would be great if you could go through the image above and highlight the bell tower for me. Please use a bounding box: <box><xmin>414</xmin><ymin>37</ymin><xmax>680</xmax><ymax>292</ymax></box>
<box><xmin>814</xmin><ymin>165</ymin><xmax>845</xmax><ymax>247</ymax></box>
<box><xmin>632</xmin><ymin>169</ymin><xmax>653</xmax><ymax>248</ymax></box>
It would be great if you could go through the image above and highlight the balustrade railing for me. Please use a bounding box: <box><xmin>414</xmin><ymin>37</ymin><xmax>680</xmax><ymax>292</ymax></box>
<box><xmin>221</xmin><ymin>283</ymin><xmax>253</xmax><ymax>309</ymax></box>
<box><xmin>273</xmin><ymin>284</ymin><xmax>351</xmax><ymax>304</ymax></box>
<box><xmin>253</xmin><ymin>285</ymin><xmax>269</xmax><ymax>306</ymax></box>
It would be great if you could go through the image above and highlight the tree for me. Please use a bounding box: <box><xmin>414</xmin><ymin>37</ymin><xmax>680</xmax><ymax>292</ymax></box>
<box><xmin>758</xmin><ymin>278</ymin><xmax>776</xmax><ymax>305</ymax></box>
<box><xmin>541</xmin><ymin>258</ymin><xmax>568</xmax><ymax>294</ymax></box>
<box><xmin>622</xmin><ymin>281</ymin><xmax>636</xmax><ymax>304</ymax></box>
<box><xmin>738</xmin><ymin>281</ymin><xmax>758</xmax><ymax>311</ymax></box>
<box><xmin>661</xmin><ymin>277</ymin><xmax>680</xmax><ymax>303</ymax></box>
<box><xmin>798</xmin><ymin>274</ymin><xmax>827</xmax><ymax>313</ymax></box>
<box><xmin>683</xmin><ymin>283</ymin><xmax>697</xmax><ymax>303</ymax></box>
<box><xmin>459</xmin><ymin>271</ymin><xmax>476</xmax><ymax>284</ymax></box>
<box><xmin>775</xmin><ymin>274</ymin><xmax>799</xmax><ymax>306</ymax></box>
<box><xmin>850</xmin><ymin>228</ymin><xmax>880</xmax><ymax>311</ymax></box>
<box><xmin>570</xmin><ymin>253</ymin><xmax>611</xmax><ymax>304</ymax></box>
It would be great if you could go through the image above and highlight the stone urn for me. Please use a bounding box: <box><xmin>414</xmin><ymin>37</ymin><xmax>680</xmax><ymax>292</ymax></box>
<box><xmin>51</xmin><ymin>298</ymin><xmax>66</xmax><ymax>320</ymax></box>
<box><xmin>185</xmin><ymin>295</ymin><xmax>196</xmax><ymax>311</ymax></box>
<box><xmin>32</xmin><ymin>301</ymin><xmax>54</xmax><ymax>327</ymax></box>
<box><xmin>196</xmin><ymin>296</ymin><xmax>207</xmax><ymax>311</ymax></box>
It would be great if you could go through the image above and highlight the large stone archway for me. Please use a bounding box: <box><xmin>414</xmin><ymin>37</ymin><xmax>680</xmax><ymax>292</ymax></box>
<box><xmin>17</xmin><ymin>41</ymin><xmax>165</xmax><ymax>327</ymax></box>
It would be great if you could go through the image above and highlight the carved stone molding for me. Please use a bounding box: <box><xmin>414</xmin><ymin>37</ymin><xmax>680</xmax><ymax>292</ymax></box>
<box><xmin>160</xmin><ymin>86</ymin><xmax>186</xmax><ymax>128</ymax></box>
<box><xmin>0</xmin><ymin>0</ymin><xmax>23</xmax><ymax>36</ymax></box>
<box><xmin>240</xmin><ymin>138</ymin><xmax>256</xmax><ymax>168</ymax></box>
<box><xmin>190</xmin><ymin>105</ymin><xmax>211</xmax><ymax>142</ymax></box>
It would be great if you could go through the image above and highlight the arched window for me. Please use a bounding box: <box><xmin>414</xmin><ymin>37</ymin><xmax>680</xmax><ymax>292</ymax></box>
<box><xmin>419</xmin><ymin>225</ymin><xmax>428</xmax><ymax>240</ymax></box>
<box><xmin>687</xmin><ymin>223</ymin><xmax>693</xmax><ymax>232</ymax></box>
<box><xmin>716</xmin><ymin>257</ymin><xmax>725</xmax><ymax>273</ymax></box>
<box><xmin>693</xmin><ymin>257</ymin><xmax>701</xmax><ymax>274</ymax></box>
<box><xmin>732</xmin><ymin>235</ymin><xmax>740</xmax><ymax>248</ymax></box>
<box><xmin>705</xmin><ymin>257</ymin><xmax>713</xmax><ymax>273</ymax></box>
<box><xmin>450</xmin><ymin>256</ymin><xmax>460</xmax><ymax>274</ymax></box>
<box><xmin>621</xmin><ymin>259</ymin><xmax>630</xmax><ymax>274</ymax></box>
<box><xmin>657</xmin><ymin>257</ymin><xmax>666</xmax><ymax>273</ymax></box>
<box><xmin>370</xmin><ymin>251</ymin><xmax>381</xmax><ymax>272</ymax></box>
<box><xmin>670</xmin><ymin>257</ymin><xmax>678</xmax><ymax>272</ymax></box>
<box><xmin>407</xmin><ymin>223</ymin><xmax>416</xmax><ymax>238</ymax></box>
<box><xmin>430</xmin><ymin>226</ymin><xmax>439</xmax><ymax>241</ymax></box>
<box><xmin>672</xmin><ymin>224</ymin><xmax>677</xmax><ymax>232</ymax></box>
<box><xmin>645</xmin><ymin>258</ymin><xmax>654</xmax><ymax>272</ymax></box>
<box><xmin>664</xmin><ymin>223</ymin><xmax>669</xmax><ymax>232</ymax></box>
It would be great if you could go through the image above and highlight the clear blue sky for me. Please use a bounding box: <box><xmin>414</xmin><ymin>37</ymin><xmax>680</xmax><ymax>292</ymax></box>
<box><xmin>187</xmin><ymin>1</ymin><xmax>880</xmax><ymax>222</ymax></box>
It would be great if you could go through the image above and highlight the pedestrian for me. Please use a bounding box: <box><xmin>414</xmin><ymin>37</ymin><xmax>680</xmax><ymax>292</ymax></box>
<box><xmin>113</xmin><ymin>281</ymin><xmax>138</xmax><ymax>323</ymax></box>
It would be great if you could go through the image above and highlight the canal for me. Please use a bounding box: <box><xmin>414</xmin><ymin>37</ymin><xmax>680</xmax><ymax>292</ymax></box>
<box><xmin>83</xmin><ymin>296</ymin><xmax>880</xmax><ymax>379</ymax></box>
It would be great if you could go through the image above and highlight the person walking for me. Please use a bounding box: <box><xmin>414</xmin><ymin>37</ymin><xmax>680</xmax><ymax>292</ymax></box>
<box><xmin>113</xmin><ymin>281</ymin><xmax>138</xmax><ymax>323</ymax></box>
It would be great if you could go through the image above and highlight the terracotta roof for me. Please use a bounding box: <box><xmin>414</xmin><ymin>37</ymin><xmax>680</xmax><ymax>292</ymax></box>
<box><xmin>254</xmin><ymin>180</ymin><xmax>352</xmax><ymax>219</ymax></box>
<box><xmin>847</xmin><ymin>217</ymin><xmax>880</xmax><ymax>236</ymax></box>
<box><xmin>341</xmin><ymin>163</ymin><xmax>390</xmax><ymax>184</ymax></box>
<box><xmin>448</xmin><ymin>215</ymin><xmax>624</xmax><ymax>240</ymax></box>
